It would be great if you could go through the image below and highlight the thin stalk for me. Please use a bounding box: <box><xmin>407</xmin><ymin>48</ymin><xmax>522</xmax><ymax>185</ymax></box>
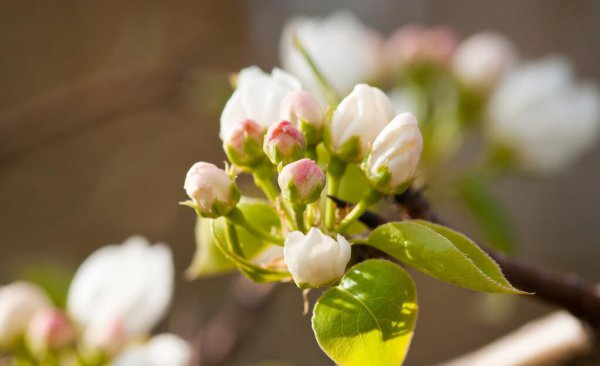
<box><xmin>325</xmin><ymin>156</ymin><xmax>347</xmax><ymax>231</ymax></box>
<box><xmin>252</xmin><ymin>161</ymin><xmax>279</xmax><ymax>202</ymax></box>
<box><xmin>337</xmin><ymin>189</ymin><xmax>383</xmax><ymax>233</ymax></box>
<box><xmin>293</xmin><ymin>204</ymin><xmax>307</xmax><ymax>233</ymax></box>
<box><xmin>226</xmin><ymin>208</ymin><xmax>284</xmax><ymax>246</ymax></box>
<box><xmin>292</xmin><ymin>34</ymin><xmax>339</xmax><ymax>106</ymax></box>
<box><xmin>225</xmin><ymin>220</ymin><xmax>244</xmax><ymax>256</ymax></box>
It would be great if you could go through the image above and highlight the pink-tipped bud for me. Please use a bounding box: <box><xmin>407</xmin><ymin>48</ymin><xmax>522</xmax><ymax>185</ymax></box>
<box><xmin>278</xmin><ymin>158</ymin><xmax>325</xmax><ymax>204</ymax></box>
<box><xmin>183</xmin><ymin>162</ymin><xmax>241</xmax><ymax>218</ymax></box>
<box><xmin>27</xmin><ymin>309</ymin><xmax>74</xmax><ymax>353</ymax></box>
<box><xmin>263</xmin><ymin>121</ymin><xmax>306</xmax><ymax>166</ymax></box>
<box><xmin>82</xmin><ymin>317</ymin><xmax>127</xmax><ymax>357</ymax></box>
<box><xmin>223</xmin><ymin>119</ymin><xmax>265</xmax><ymax>167</ymax></box>
<box><xmin>280</xmin><ymin>91</ymin><xmax>324</xmax><ymax>145</ymax></box>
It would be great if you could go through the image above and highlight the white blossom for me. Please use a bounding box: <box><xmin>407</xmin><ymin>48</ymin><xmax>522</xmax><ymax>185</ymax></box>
<box><xmin>67</xmin><ymin>236</ymin><xmax>174</xmax><ymax>348</ymax></box>
<box><xmin>280</xmin><ymin>11</ymin><xmax>383</xmax><ymax>103</ymax></box>
<box><xmin>0</xmin><ymin>282</ymin><xmax>52</xmax><ymax>349</ymax></box>
<box><xmin>487</xmin><ymin>57</ymin><xmax>600</xmax><ymax>172</ymax></box>
<box><xmin>362</xmin><ymin>113</ymin><xmax>423</xmax><ymax>194</ymax></box>
<box><xmin>453</xmin><ymin>31</ymin><xmax>518</xmax><ymax>93</ymax></box>
<box><xmin>220</xmin><ymin>66</ymin><xmax>301</xmax><ymax>139</ymax></box>
<box><xmin>326</xmin><ymin>84</ymin><xmax>396</xmax><ymax>162</ymax></box>
<box><xmin>111</xmin><ymin>334</ymin><xmax>192</xmax><ymax>366</ymax></box>
<box><xmin>283</xmin><ymin>227</ymin><xmax>351</xmax><ymax>288</ymax></box>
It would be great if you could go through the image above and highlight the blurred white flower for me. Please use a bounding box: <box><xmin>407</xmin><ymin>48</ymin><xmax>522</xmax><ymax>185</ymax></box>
<box><xmin>453</xmin><ymin>31</ymin><xmax>518</xmax><ymax>93</ymax></box>
<box><xmin>220</xmin><ymin>66</ymin><xmax>301</xmax><ymax>139</ymax></box>
<box><xmin>326</xmin><ymin>84</ymin><xmax>396</xmax><ymax>163</ymax></box>
<box><xmin>0</xmin><ymin>281</ymin><xmax>52</xmax><ymax>349</ymax></box>
<box><xmin>283</xmin><ymin>227</ymin><xmax>351</xmax><ymax>288</ymax></box>
<box><xmin>280</xmin><ymin>11</ymin><xmax>383</xmax><ymax>103</ymax></box>
<box><xmin>363</xmin><ymin>113</ymin><xmax>423</xmax><ymax>194</ymax></box>
<box><xmin>111</xmin><ymin>334</ymin><xmax>192</xmax><ymax>366</ymax></box>
<box><xmin>385</xmin><ymin>24</ymin><xmax>458</xmax><ymax>69</ymax></box>
<box><xmin>68</xmin><ymin>236</ymin><xmax>174</xmax><ymax>349</ymax></box>
<box><xmin>487</xmin><ymin>56</ymin><xmax>600</xmax><ymax>172</ymax></box>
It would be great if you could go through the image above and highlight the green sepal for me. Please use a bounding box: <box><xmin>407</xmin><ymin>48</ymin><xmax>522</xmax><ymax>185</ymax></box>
<box><xmin>186</xmin><ymin>199</ymin><xmax>283</xmax><ymax>279</ymax></box>
<box><xmin>210</xmin><ymin>220</ymin><xmax>290</xmax><ymax>283</ymax></box>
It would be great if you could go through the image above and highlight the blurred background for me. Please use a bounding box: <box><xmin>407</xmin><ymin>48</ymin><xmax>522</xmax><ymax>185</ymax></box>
<box><xmin>1</xmin><ymin>1</ymin><xmax>599</xmax><ymax>365</ymax></box>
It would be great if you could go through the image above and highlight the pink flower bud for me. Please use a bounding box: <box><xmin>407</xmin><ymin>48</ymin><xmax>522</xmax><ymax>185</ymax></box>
<box><xmin>280</xmin><ymin>91</ymin><xmax>324</xmax><ymax>144</ymax></box>
<box><xmin>184</xmin><ymin>162</ymin><xmax>240</xmax><ymax>218</ymax></box>
<box><xmin>0</xmin><ymin>281</ymin><xmax>52</xmax><ymax>350</ymax></box>
<box><xmin>223</xmin><ymin>119</ymin><xmax>265</xmax><ymax>167</ymax></box>
<box><xmin>83</xmin><ymin>317</ymin><xmax>127</xmax><ymax>357</ymax></box>
<box><xmin>27</xmin><ymin>309</ymin><xmax>74</xmax><ymax>353</ymax></box>
<box><xmin>263</xmin><ymin>120</ymin><xmax>306</xmax><ymax>166</ymax></box>
<box><xmin>278</xmin><ymin>158</ymin><xmax>325</xmax><ymax>204</ymax></box>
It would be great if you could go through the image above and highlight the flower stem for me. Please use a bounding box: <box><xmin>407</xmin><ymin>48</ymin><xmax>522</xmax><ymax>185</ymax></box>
<box><xmin>292</xmin><ymin>34</ymin><xmax>339</xmax><ymax>107</ymax></box>
<box><xmin>325</xmin><ymin>156</ymin><xmax>347</xmax><ymax>231</ymax></box>
<box><xmin>293</xmin><ymin>204</ymin><xmax>307</xmax><ymax>233</ymax></box>
<box><xmin>252</xmin><ymin>161</ymin><xmax>279</xmax><ymax>202</ymax></box>
<box><xmin>226</xmin><ymin>207</ymin><xmax>284</xmax><ymax>246</ymax></box>
<box><xmin>225</xmin><ymin>220</ymin><xmax>244</xmax><ymax>257</ymax></box>
<box><xmin>337</xmin><ymin>189</ymin><xmax>383</xmax><ymax>233</ymax></box>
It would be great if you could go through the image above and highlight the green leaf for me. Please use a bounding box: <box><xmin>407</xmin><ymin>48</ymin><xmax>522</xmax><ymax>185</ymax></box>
<box><xmin>312</xmin><ymin>260</ymin><xmax>418</xmax><ymax>366</ymax></box>
<box><xmin>210</xmin><ymin>220</ymin><xmax>290</xmax><ymax>283</ymax></box>
<box><xmin>367</xmin><ymin>221</ymin><xmax>525</xmax><ymax>294</ymax></box>
<box><xmin>186</xmin><ymin>199</ymin><xmax>283</xmax><ymax>278</ymax></box>
<box><xmin>458</xmin><ymin>174</ymin><xmax>515</xmax><ymax>254</ymax></box>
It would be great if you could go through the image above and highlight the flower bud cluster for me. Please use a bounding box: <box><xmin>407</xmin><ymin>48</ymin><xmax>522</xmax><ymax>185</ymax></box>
<box><xmin>182</xmin><ymin>65</ymin><xmax>425</xmax><ymax>289</ymax></box>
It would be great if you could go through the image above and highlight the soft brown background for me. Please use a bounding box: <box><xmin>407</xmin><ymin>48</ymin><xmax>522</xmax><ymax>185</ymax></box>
<box><xmin>1</xmin><ymin>1</ymin><xmax>599</xmax><ymax>365</ymax></box>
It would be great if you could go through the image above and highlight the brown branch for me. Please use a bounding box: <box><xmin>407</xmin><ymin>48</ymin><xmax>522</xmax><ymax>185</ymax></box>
<box><xmin>343</xmin><ymin>188</ymin><xmax>600</xmax><ymax>339</ymax></box>
<box><xmin>193</xmin><ymin>276</ymin><xmax>277</xmax><ymax>366</ymax></box>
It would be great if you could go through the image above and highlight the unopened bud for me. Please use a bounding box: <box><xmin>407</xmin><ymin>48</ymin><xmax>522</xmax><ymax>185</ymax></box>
<box><xmin>223</xmin><ymin>119</ymin><xmax>265</xmax><ymax>167</ymax></box>
<box><xmin>27</xmin><ymin>309</ymin><xmax>74</xmax><ymax>353</ymax></box>
<box><xmin>280</xmin><ymin>91</ymin><xmax>324</xmax><ymax>144</ymax></box>
<box><xmin>453</xmin><ymin>31</ymin><xmax>517</xmax><ymax>93</ymax></box>
<box><xmin>278</xmin><ymin>158</ymin><xmax>325</xmax><ymax>205</ymax></box>
<box><xmin>183</xmin><ymin>162</ymin><xmax>240</xmax><ymax>218</ymax></box>
<box><xmin>326</xmin><ymin>84</ymin><xmax>395</xmax><ymax>163</ymax></box>
<box><xmin>362</xmin><ymin>113</ymin><xmax>423</xmax><ymax>194</ymax></box>
<box><xmin>263</xmin><ymin>121</ymin><xmax>306</xmax><ymax>166</ymax></box>
<box><xmin>0</xmin><ymin>282</ymin><xmax>52</xmax><ymax>350</ymax></box>
<box><xmin>283</xmin><ymin>227</ymin><xmax>351</xmax><ymax>288</ymax></box>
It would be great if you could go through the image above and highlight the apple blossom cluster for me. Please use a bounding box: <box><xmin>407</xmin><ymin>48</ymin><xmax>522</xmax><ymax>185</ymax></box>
<box><xmin>281</xmin><ymin>11</ymin><xmax>600</xmax><ymax>174</ymax></box>
<box><xmin>183</xmin><ymin>66</ymin><xmax>423</xmax><ymax>288</ymax></box>
<box><xmin>0</xmin><ymin>237</ymin><xmax>191</xmax><ymax>366</ymax></box>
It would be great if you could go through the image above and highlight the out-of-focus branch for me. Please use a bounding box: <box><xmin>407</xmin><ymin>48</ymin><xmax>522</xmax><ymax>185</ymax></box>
<box><xmin>393</xmin><ymin>188</ymin><xmax>600</xmax><ymax>338</ymax></box>
<box><xmin>193</xmin><ymin>276</ymin><xmax>277</xmax><ymax>366</ymax></box>
<box><xmin>437</xmin><ymin>311</ymin><xmax>592</xmax><ymax>366</ymax></box>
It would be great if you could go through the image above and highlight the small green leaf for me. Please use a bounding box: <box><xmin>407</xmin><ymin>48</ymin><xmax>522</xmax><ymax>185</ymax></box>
<box><xmin>312</xmin><ymin>260</ymin><xmax>418</xmax><ymax>366</ymax></box>
<box><xmin>368</xmin><ymin>221</ymin><xmax>525</xmax><ymax>294</ymax></box>
<box><xmin>186</xmin><ymin>199</ymin><xmax>283</xmax><ymax>278</ymax></box>
<box><xmin>211</xmin><ymin>221</ymin><xmax>290</xmax><ymax>283</ymax></box>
